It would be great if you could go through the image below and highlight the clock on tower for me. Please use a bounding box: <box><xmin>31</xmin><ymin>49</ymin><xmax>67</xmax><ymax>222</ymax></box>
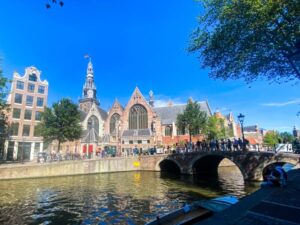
<box><xmin>88</xmin><ymin>90</ymin><xmax>93</xmax><ymax>98</ymax></box>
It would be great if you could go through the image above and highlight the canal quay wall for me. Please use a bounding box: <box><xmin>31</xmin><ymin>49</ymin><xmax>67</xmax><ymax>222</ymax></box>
<box><xmin>0</xmin><ymin>157</ymin><xmax>144</xmax><ymax>180</ymax></box>
<box><xmin>197</xmin><ymin>169</ymin><xmax>300</xmax><ymax>225</ymax></box>
<box><xmin>0</xmin><ymin>156</ymin><xmax>234</xmax><ymax>180</ymax></box>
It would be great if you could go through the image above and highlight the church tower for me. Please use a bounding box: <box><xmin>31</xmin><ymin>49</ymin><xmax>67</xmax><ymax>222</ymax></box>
<box><xmin>79</xmin><ymin>58</ymin><xmax>100</xmax><ymax>112</ymax></box>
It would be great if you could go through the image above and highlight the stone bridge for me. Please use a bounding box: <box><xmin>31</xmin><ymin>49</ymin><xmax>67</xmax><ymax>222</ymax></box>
<box><xmin>139</xmin><ymin>151</ymin><xmax>300</xmax><ymax>181</ymax></box>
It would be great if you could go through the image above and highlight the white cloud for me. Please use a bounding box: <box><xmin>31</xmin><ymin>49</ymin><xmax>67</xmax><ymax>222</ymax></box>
<box><xmin>153</xmin><ymin>95</ymin><xmax>185</xmax><ymax>107</ymax></box>
<box><xmin>262</xmin><ymin>98</ymin><xmax>300</xmax><ymax>107</ymax></box>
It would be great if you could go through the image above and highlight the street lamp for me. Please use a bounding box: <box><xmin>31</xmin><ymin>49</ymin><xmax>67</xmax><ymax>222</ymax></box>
<box><xmin>237</xmin><ymin>113</ymin><xmax>245</xmax><ymax>144</ymax></box>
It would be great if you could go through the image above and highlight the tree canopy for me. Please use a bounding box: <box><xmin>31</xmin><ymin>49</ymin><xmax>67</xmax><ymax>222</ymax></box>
<box><xmin>278</xmin><ymin>132</ymin><xmax>294</xmax><ymax>143</ymax></box>
<box><xmin>205</xmin><ymin>115</ymin><xmax>227</xmax><ymax>140</ymax></box>
<box><xmin>189</xmin><ymin>0</ymin><xmax>300</xmax><ymax>83</ymax></box>
<box><xmin>0</xmin><ymin>64</ymin><xmax>9</xmax><ymax>159</ymax></box>
<box><xmin>176</xmin><ymin>100</ymin><xmax>207</xmax><ymax>141</ymax></box>
<box><xmin>45</xmin><ymin>0</ymin><xmax>64</xmax><ymax>9</ymax></box>
<box><xmin>263</xmin><ymin>131</ymin><xmax>280</xmax><ymax>147</ymax></box>
<box><xmin>37</xmin><ymin>98</ymin><xmax>82</xmax><ymax>152</ymax></box>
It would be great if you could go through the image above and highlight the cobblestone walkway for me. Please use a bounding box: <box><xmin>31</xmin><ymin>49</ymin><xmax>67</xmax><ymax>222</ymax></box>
<box><xmin>199</xmin><ymin>169</ymin><xmax>300</xmax><ymax>225</ymax></box>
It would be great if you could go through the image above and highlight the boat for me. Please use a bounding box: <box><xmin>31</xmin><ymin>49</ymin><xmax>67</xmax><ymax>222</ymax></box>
<box><xmin>145</xmin><ymin>196</ymin><xmax>238</xmax><ymax>225</ymax></box>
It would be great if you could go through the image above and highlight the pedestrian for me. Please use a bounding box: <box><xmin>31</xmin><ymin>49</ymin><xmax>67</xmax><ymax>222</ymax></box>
<box><xmin>233</xmin><ymin>139</ymin><xmax>238</xmax><ymax>151</ymax></box>
<box><xmin>238</xmin><ymin>138</ymin><xmax>243</xmax><ymax>150</ymax></box>
<box><xmin>227</xmin><ymin>139</ymin><xmax>232</xmax><ymax>151</ymax></box>
<box><xmin>261</xmin><ymin>165</ymin><xmax>287</xmax><ymax>187</ymax></box>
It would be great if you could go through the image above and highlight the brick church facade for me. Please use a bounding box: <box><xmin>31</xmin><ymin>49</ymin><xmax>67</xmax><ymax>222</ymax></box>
<box><xmin>58</xmin><ymin>60</ymin><xmax>220</xmax><ymax>157</ymax></box>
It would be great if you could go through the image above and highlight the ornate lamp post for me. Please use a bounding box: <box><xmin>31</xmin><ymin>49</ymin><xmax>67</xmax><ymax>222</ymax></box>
<box><xmin>237</xmin><ymin>113</ymin><xmax>245</xmax><ymax>144</ymax></box>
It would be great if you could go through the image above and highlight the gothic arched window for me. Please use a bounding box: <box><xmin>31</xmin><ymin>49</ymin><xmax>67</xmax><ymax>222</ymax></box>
<box><xmin>129</xmin><ymin>104</ymin><xmax>148</xmax><ymax>129</ymax></box>
<box><xmin>165</xmin><ymin>126</ymin><xmax>172</xmax><ymax>136</ymax></box>
<box><xmin>110</xmin><ymin>113</ymin><xmax>120</xmax><ymax>134</ymax></box>
<box><xmin>87</xmin><ymin>115</ymin><xmax>99</xmax><ymax>134</ymax></box>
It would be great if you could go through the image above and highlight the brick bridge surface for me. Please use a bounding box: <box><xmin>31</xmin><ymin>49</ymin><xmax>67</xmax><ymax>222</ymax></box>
<box><xmin>139</xmin><ymin>151</ymin><xmax>300</xmax><ymax>181</ymax></box>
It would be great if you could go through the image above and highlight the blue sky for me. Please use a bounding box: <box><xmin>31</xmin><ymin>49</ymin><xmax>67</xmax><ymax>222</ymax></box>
<box><xmin>0</xmin><ymin>0</ymin><xmax>299</xmax><ymax>132</ymax></box>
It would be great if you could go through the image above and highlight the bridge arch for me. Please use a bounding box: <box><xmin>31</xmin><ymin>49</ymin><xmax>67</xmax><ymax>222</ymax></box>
<box><xmin>253</xmin><ymin>157</ymin><xmax>299</xmax><ymax>181</ymax></box>
<box><xmin>155</xmin><ymin>158</ymin><xmax>182</xmax><ymax>174</ymax></box>
<box><xmin>189</xmin><ymin>153</ymin><xmax>246</xmax><ymax>179</ymax></box>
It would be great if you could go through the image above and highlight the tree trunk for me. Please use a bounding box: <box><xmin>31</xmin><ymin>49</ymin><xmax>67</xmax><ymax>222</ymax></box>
<box><xmin>189</xmin><ymin>130</ymin><xmax>192</xmax><ymax>142</ymax></box>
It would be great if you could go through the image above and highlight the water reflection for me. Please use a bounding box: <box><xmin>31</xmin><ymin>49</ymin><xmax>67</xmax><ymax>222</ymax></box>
<box><xmin>0</xmin><ymin>167</ymin><xmax>259</xmax><ymax>225</ymax></box>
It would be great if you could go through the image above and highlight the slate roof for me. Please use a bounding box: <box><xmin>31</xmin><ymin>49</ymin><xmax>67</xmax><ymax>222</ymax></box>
<box><xmin>79</xmin><ymin>110</ymin><xmax>87</xmax><ymax>121</ymax></box>
<box><xmin>97</xmin><ymin>107</ymin><xmax>108</xmax><ymax>120</ymax></box>
<box><xmin>79</xmin><ymin>107</ymin><xmax>108</xmax><ymax>121</ymax></box>
<box><xmin>154</xmin><ymin>101</ymin><xmax>212</xmax><ymax>125</ymax></box>
<box><xmin>82</xmin><ymin>127</ymin><xmax>100</xmax><ymax>143</ymax></box>
<box><xmin>244</xmin><ymin>125</ymin><xmax>259</xmax><ymax>132</ymax></box>
<box><xmin>122</xmin><ymin>129</ymin><xmax>152</xmax><ymax>137</ymax></box>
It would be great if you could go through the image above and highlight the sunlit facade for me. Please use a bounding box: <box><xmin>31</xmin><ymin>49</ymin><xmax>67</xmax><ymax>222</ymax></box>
<box><xmin>4</xmin><ymin>67</ymin><xmax>48</xmax><ymax>161</ymax></box>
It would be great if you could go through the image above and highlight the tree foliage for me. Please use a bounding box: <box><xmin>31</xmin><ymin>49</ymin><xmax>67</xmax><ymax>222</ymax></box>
<box><xmin>45</xmin><ymin>0</ymin><xmax>64</xmax><ymax>9</ymax></box>
<box><xmin>0</xmin><ymin>63</ymin><xmax>9</xmax><ymax>159</ymax></box>
<box><xmin>176</xmin><ymin>100</ymin><xmax>208</xmax><ymax>141</ymax></box>
<box><xmin>263</xmin><ymin>131</ymin><xmax>280</xmax><ymax>147</ymax></box>
<box><xmin>37</xmin><ymin>98</ymin><xmax>82</xmax><ymax>152</ymax></box>
<box><xmin>279</xmin><ymin>132</ymin><xmax>294</xmax><ymax>143</ymax></box>
<box><xmin>189</xmin><ymin>0</ymin><xmax>300</xmax><ymax>82</ymax></box>
<box><xmin>205</xmin><ymin>115</ymin><xmax>226</xmax><ymax>140</ymax></box>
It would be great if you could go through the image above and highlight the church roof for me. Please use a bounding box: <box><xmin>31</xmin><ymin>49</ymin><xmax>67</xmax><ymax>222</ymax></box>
<box><xmin>154</xmin><ymin>101</ymin><xmax>212</xmax><ymax>125</ymax></box>
<box><xmin>244</xmin><ymin>125</ymin><xmax>259</xmax><ymax>133</ymax></box>
<box><xmin>79</xmin><ymin>110</ymin><xmax>88</xmax><ymax>120</ymax></box>
<box><xmin>78</xmin><ymin>106</ymin><xmax>107</xmax><ymax>121</ymax></box>
<box><xmin>97</xmin><ymin>107</ymin><xmax>108</xmax><ymax>120</ymax></box>
<box><xmin>82</xmin><ymin>127</ymin><xmax>100</xmax><ymax>143</ymax></box>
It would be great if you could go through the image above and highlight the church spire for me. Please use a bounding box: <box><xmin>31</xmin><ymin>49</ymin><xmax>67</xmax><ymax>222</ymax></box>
<box><xmin>79</xmin><ymin>57</ymin><xmax>99</xmax><ymax>109</ymax></box>
<box><xmin>87</xmin><ymin>57</ymin><xmax>94</xmax><ymax>77</ymax></box>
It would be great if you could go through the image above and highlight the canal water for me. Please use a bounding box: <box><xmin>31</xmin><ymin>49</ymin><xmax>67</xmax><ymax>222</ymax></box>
<box><xmin>0</xmin><ymin>166</ymin><xmax>259</xmax><ymax>225</ymax></box>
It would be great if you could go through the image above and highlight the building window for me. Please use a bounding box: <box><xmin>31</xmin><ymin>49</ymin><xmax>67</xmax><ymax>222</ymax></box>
<box><xmin>29</xmin><ymin>73</ymin><xmax>37</xmax><ymax>82</ymax></box>
<box><xmin>12</xmin><ymin>108</ymin><xmax>21</xmax><ymax>119</ymax></box>
<box><xmin>24</xmin><ymin>110</ymin><xmax>32</xmax><ymax>120</ymax></box>
<box><xmin>16</xmin><ymin>81</ymin><xmax>24</xmax><ymax>90</ymax></box>
<box><xmin>22</xmin><ymin>125</ymin><xmax>30</xmax><ymax>136</ymax></box>
<box><xmin>165</xmin><ymin>126</ymin><xmax>172</xmax><ymax>136</ymax></box>
<box><xmin>10</xmin><ymin>123</ymin><xmax>19</xmax><ymax>136</ymax></box>
<box><xmin>128</xmin><ymin>104</ymin><xmax>148</xmax><ymax>130</ymax></box>
<box><xmin>35</xmin><ymin>111</ymin><xmax>42</xmax><ymax>121</ymax></box>
<box><xmin>38</xmin><ymin>85</ymin><xmax>45</xmax><ymax>94</ymax></box>
<box><xmin>28</xmin><ymin>83</ymin><xmax>35</xmax><ymax>93</ymax></box>
<box><xmin>87</xmin><ymin>116</ymin><xmax>99</xmax><ymax>134</ymax></box>
<box><xmin>14</xmin><ymin>93</ymin><xmax>23</xmax><ymax>104</ymax></box>
<box><xmin>129</xmin><ymin>140</ymin><xmax>133</xmax><ymax>144</ymax></box>
<box><xmin>110</xmin><ymin>113</ymin><xmax>120</xmax><ymax>134</ymax></box>
<box><xmin>26</xmin><ymin>96</ymin><xmax>34</xmax><ymax>106</ymax></box>
<box><xmin>34</xmin><ymin>142</ymin><xmax>41</xmax><ymax>157</ymax></box>
<box><xmin>34</xmin><ymin>125</ymin><xmax>41</xmax><ymax>137</ymax></box>
<box><xmin>138</xmin><ymin>140</ymin><xmax>142</xmax><ymax>144</ymax></box>
<box><xmin>37</xmin><ymin>97</ymin><xmax>44</xmax><ymax>107</ymax></box>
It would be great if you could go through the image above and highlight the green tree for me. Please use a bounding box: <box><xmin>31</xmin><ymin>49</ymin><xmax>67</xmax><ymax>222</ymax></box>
<box><xmin>0</xmin><ymin>64</ymin><xmax>9</xmax><ymax>159</ymax></box>
<box><xmin>189</xmin><ymin>0</ymin><xmax>300</xmax><ymax>82</ymax></box>
<box><xmin>205</xmin><ymin>115</ymin><xmax>226</xmax><ymax>140</ymax></box>
<box><xmin>279</xmin><ymin>132</ymin><xmax>294</xmax><ymax>143</ymax></box>
<box><xmin>37</xmin><ymin>98</ymin><xmax>82</xmax><ymax>152</ymax></box>
<box><xmin>176</xmin><ymin>100</ymin><xmax>208</xmax><ymax>142</ymax></box>
<box><xmin>263</xmin><ymin>131</ymin><xmax>280</xmax><ymax>147</ymax></box>
<box><xmin>45</xmin><ymin>0</ymin><xmax>64</xmax><ymax>9</ymax></box>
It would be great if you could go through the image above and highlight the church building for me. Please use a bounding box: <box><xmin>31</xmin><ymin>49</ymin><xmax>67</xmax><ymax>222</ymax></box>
<box><xmin>53</xmin><ymin>59</ymin><xmax>257</xmax><ymax>158</ymax></box>
<box><xmin>70</xmin><ymin>59</ymin><xmax>213</xmax><ymax>157</ymax></box>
